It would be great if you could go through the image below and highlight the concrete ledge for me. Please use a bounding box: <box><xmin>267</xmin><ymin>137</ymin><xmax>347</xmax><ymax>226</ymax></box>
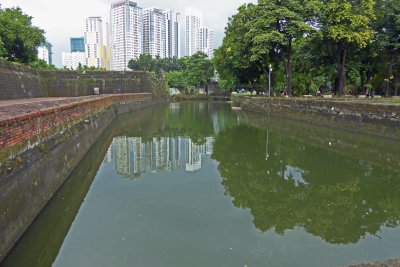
<box><xmin>233</xmin><ymin>96</ymin><xmax>400</xmax><ymax>140</ymax></box>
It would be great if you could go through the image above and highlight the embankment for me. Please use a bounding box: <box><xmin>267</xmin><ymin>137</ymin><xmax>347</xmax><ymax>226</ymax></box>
<box><xmin>0</xmin><ymin>61</ymin><xmax>152</xmax><ymax>99</ymax></box>
<box><xmin>0</xmin><ymin>94</ymin><xmax>163</xmax><ymax>262</ymax></box>
<box><xmin>233</xmin><ymin>97</ymin><xmax>400</xmax><ymax>140</ymax></box>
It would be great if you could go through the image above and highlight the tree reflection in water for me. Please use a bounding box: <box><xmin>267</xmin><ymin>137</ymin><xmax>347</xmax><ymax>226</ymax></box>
<box><xmin>212</xmin><ymin>125</ymin><xmax>400</xmax><ymax>245</ymax></box>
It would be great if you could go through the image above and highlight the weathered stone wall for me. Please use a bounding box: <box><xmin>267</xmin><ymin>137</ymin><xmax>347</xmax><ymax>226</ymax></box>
<box><xmin>0</xmin><ymin>61</ymin><xmax>152</xmax><ymax>99</ymax></box>
<box><xmin>234</xmin><ymin>97</ymin><xmax>400</xmax><ymax>139</ymax></box>
<box><xmin>0</xmin><ymin>95</ymin><xmax>163</xmax><ymax>262</ymax></box>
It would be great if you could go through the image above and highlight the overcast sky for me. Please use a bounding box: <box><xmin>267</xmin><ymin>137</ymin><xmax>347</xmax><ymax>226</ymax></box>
<box><xmin>1</xmin><ymin>0</ymin><xmax>256</xmax><ymax>67</ymax></box>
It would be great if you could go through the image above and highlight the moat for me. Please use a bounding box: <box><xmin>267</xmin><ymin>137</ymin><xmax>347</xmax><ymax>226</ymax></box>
<box><xmin>2</xmin><ymin>102</ymin><xmax>400</xmax><ymax>267</ymax></box>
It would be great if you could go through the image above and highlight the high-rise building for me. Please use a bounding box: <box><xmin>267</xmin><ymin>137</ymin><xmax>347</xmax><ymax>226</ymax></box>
<box><xmin>185</xmin><ymin>9</ymin><xmax>213</xmax><ymax>58</ymax></box>
<box><xmin>198</xmin><ymin>27</ymin><xmax>214</xmax><ymax>58</ymax></box>
<box><xmin>37</xmin><ymin>42</ymin><xmax>53</xmax><ymax>64</ymax></box>
<box><xmin>61</xmin><ymin>51</ymin><xmax>86</xmax><ymax>70</ymax></box>
<box><xmin>185</xmin><ymin>9</ymin><xmax>201</xmax><ymax>57</ymax></box>
<box><xmin>85</xmin><ymin>17</ymin><xmax>110</xmax><ymax>69</ymax></box>
<box><xmin>110</xmin><ymin>0</ymin><xmax>143</xmax><ymax>71</ymax></box>
<box><xmin>70</xmin><ymin>37</ymin><xmax>85</xmax><ymax>52</ymax></box>
<box><xmin>165</xmin><ymin>10</ymin><xmax>180</xmax><ymax>58</ymax></box>
<box><xmin>143</xmin><ymin>8</ymin><xmax>166</xmax><ymax>58</ymax></box>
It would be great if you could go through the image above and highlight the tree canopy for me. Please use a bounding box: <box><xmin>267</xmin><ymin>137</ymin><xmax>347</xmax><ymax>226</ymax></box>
<box><xmin>0</xmin><ymin>7</ymin><xmax>45</xmax><ymax>63</ymax></box>
<box><xmin>215</xmin><ymin>0</ymin><xmax>399</xmax><ymax>96</ymax></box>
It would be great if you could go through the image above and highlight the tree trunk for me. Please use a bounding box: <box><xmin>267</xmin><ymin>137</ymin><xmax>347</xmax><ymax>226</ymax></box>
<box><xmin>385</xmin><ymin>54</ymin><xmax>395</xmax><ymax>97</ymax></box>
<box><xmin>285</xmin><ymin>40</ymin><xmax>293</xmax><ymax>96</ymax></box>
<box><xmin>337</xmin><ymin>44</ymin><xmax>347</xmax><ymax>96</ymax></box>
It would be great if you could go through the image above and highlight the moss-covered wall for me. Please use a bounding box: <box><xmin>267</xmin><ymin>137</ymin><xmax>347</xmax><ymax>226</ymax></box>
<box><xmin>0</xmin><ymin>61</ymin><xmax>153</xmax><ymax>99</ymax></box>
<box><xmin>234</xmin><ymin>97</ymin><xmax>400</xmax><ymax>140</ymax></box>
<box><xmin>0</xmin><ymin>96</ymin><xmax>163</xmax><ymax>263</ymax></box>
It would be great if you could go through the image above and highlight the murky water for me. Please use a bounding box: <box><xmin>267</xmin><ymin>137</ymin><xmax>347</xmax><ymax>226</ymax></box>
<box><xmin>2</xmin><ymin>102</ymin><xmax>400</xmax><ymax>267</ymax></box>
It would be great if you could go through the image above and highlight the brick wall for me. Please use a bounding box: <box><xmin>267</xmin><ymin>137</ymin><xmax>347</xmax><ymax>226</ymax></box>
<box><xmin>0</xmin><ymin>61</ymin><xmax>152</xmax><ymax>99</ymax></box>
<box><xmin>0</xmin><ymin>94</ymin><xmax>153</xmax><ymax>159</ymax></box>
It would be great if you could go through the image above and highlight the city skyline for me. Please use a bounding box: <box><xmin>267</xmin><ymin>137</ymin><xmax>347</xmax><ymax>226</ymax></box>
<box><xmin>0</xmin><ymin>0</ymin><xmax>256</xmax><ymax>67</ymax></box>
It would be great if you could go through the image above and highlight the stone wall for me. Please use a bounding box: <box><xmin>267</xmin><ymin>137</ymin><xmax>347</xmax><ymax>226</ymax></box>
<box><xmin>0</xmin><ymin>95</ymin><xmax>162</xmax><ymax>262</ymax></box>
<box><xmin>0</xmin><ymin>61</ymin><xmax>152</xmax><ymax>99</ymax></box>
<box><xmin>234</xmin><ymin>97</ymin><xmax>400</xmax><ymax>140</ymax></box>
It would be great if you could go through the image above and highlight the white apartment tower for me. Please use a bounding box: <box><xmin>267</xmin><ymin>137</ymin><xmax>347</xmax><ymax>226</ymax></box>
<box><xmin>62</xmin><ymin>52</ymin><xmax>86</xmax><ymax>70</ymax></box>
<box><xmin>185</xmin><ymin>9</ymin><xmax>201</xmax><ymax>57</ymax></box>
<box><xmin>165</xmin><ymin>10</ymin><xmax>180</xmax><ymax>58</ymax></box>
<box><xmin>198</xmin><ymin>27</ymin><xmax>214</xmax><ymax>58</ymax></box>
<box><xmin>185</xmin><ymin>9</ymin><xmax>213</xmax><ymax>58</ymax></box>
<box><xmin>110</xmin><ymin>1</ymin><xmax>143</xmax><ymax>71</ymax></box>
<box><xmin>143</xmin><ymin>8</ymin><xmax>166</xmax><ymax>58</ymax></box>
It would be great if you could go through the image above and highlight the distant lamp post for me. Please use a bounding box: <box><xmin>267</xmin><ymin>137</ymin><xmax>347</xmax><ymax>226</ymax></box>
<box><xmin>268</xmin><ymin>64</ymin><xmax>272</xmax><ymax>97</ymax></box>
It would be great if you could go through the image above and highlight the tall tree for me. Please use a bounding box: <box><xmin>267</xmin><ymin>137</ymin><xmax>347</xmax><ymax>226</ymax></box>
<box><xmin>374</xmin><ymin>0</ymin><xmax>400</xmax><ymax>96</ymax></box>
<box><xmin>321</xmin><ymin>0</ymin><xmax>375</xmax><ymax>96</ymax></box>
<box><xmin>181</xmin><ymin>52</ymin><xmax>214</xmax><ymax>89</ymax></box>
<box><xmin>246</xmin><ymin>0</ymin><xmax>320</xmax><ymax>96</ymax></box>
<box><xmin>0</xmin><ymin>7</ymin><xmax>45</xmax><ymax>63</ymax></box>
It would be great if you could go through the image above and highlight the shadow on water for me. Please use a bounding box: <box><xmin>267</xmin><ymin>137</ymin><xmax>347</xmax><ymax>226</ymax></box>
<box><xmin>2</xmin><ymin>102</ymin><xmax>400</xmax><ymax>266</ymax></box>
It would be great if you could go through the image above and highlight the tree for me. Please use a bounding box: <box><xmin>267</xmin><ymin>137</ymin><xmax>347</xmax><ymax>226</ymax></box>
<box><xmin>128</xmin><ymin>54</ymin><xmax>154</xmax><ymax>72</ymax></box>
<box><xmin>321</xmin><ymin>0</ymin><xmax>375</xmax><ymax>96</ymax></box>
<box><xmin>182</xmin><ymin>52</ymin><xmax>214</xmax><ymax>90</ymax></box>
<box><xmin>165</xmin><ymin>71</ymin><xmax>187</xmax><ymax>90</ymax></box>
<box><xmin>0</xmin><ymin>7</ymin><xmax>45</xmax><ymax>63</ymax></box>
<box><xmin>246</xmin><ymin>0</ymin><xmax>320</xmax><ymax>96</ymax></box>
<box><xmin>374</xmin><ymin>0</ymin><xmax>400</xmax><ymax>96</ymax></box>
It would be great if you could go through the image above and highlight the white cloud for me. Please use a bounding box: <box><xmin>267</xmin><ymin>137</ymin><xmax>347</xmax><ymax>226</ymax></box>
<box><xmin>1</xmin><ymin>0</ymin><xmax>256</xmax><ymax>66</ymax></box>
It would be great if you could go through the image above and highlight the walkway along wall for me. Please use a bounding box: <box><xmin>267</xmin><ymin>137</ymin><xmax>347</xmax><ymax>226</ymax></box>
<box><xmin>0</xmin><ymin>61</ymin><xmax>152</xmax><ymax>99</ymax></box>
<box><xmin>0</xmin><ymin>94</ymin><xmax>164</xmax><ymax>262</ymax></box>
<box><xmin>233</xmin><ymin>97</ymin><xmax>400</xmax><ymax>140</ymax></box>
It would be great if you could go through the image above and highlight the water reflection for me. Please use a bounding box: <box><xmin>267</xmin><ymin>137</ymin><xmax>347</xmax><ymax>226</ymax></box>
<box><xmin>110</xmin><ymin>136</ymin><xmax>214</xmax><ymax>177</ymax></box>
<box><xmin>2</xmin><ymin>102</ymin><xmax>400</xmax><ymax>267</ymax></box>
<box><xmin>213</xmin><ymin>125</ymin><xmax>400</xmax><ymax>245</ymax></box>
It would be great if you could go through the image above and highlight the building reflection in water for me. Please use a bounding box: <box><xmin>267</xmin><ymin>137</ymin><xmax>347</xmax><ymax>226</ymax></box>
<box><xmin>106</xmin><ymin>136</ymin><xmax>214</xmax><ymax>178</ymax></box>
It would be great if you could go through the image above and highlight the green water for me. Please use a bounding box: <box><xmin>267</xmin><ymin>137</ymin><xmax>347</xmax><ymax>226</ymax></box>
<box><xmin>2</xmin><ymin>102</ymin><xmax>400</xmax><ymax>267</ymax></box>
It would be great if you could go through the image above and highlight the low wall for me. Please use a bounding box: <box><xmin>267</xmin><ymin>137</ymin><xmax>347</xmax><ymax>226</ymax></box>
<box><xmin>0</xmin><ymin>61</ymin><xmax>152</xmax><ymax>99</ymax></box>
<box><xmin>0</xmin><ymin>94</ymin><xmax>162</xmax><ymax>262</ymax></box>
<box><xmin>234</xmin><ymin>97</ymin><xmax>400</xmax><ymax>140</ymax></box>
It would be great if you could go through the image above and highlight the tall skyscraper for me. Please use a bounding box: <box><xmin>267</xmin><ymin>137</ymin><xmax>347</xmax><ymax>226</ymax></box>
<box><xmin>110</xmin><ymin>0</ymin><xmax>143</xmax><ymax>71</ymax></box>
<box><xmin>143</xmin><ymin>8</ymin><xmax>166</xmax><ymax>58</ymax></box>
<box><xmin>85</xmin><ymin>17</ymin><xmax>110</xmax><ymax>69</ymax></box>
<box><xmin>185</xmin><ymin>9</ymin><xmax>201</xmax><ymax>57</ymax></box>
<box><xmin>198</xmin><ymin>27</ymin><xmax>214</xmax><ymax>58</ymax></box>
<box><xmin>70</xmin><ymin>37</ymin><xmax>85</xmax><ymax>52</ymax></box>
<box><xmin>165</xmin><ymin>10</ymin><xmax>180</xmax><ymax>58</ymax></box>
<box><xmin>185</xmin><ymin>9</ymin><xmax>213</xmax><ymax>58</ymax></box>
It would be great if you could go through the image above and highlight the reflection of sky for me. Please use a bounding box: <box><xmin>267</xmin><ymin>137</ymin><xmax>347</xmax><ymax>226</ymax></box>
<box><xmin>279</xmin><ymin>165</ymin><xmax>308</xmax><ymax>187</ymax></box>
<box><xmin>105</xmin><ymin>136</ymin><xmax>214</xmax><ymax>178</ymax></box>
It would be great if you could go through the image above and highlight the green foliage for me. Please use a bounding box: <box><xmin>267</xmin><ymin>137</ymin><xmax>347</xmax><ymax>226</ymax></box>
<box><xmin>128</xmin><ymin>54</ymin><xmax>182</xmax><ymax>74</ymax></box>
<box><xmin>216</xmin><ymin>0</ymin><xmax>400</xmax><ymax>96</ymax></box>
<box><xmin>28</xmin><ymin>59</ymin><xmax>57</xmax><ymax>70</ymax></box>
<box><xmin>0</xmin><ymin>7</ymin><xmax>45</xmax><ymax>63</ymax></box>
<box><xmin>164</xmin><ymin>71</ymin><xmax>186</xmax><ymax>90</ymax></box>
<box><xmin>181</xmin><ymin>52</ymin><xmax>214</xmax><ymax>88</ymax></box>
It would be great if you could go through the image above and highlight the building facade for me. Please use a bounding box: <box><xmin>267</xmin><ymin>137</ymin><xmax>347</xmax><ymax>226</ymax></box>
<box><xmin>143</xmin><ymin>8</ymin><xmax>166</xmax><ymax>58</ymax></box>
<box><xmin>165</xmin><ymin>10</ymin><xmax>180</xmax><ymax>58</ymax></box>
<box><xmin>70</xmin><ymin>37</ymin><xmax>85</xmax><ymax>52</ymax></box>
<box><xmin>85</xmin><ymin>17</ymin><xmax>110</xmax><ymax>69</ymax></box>
<box><xmin>61</xmin><ymin>52</ymin><xmax>86</xmax><ymax>70</ymax></box>
<box><xmin>185</xmin><ymin>11</ymin><xmax>201</xmax><ymax>57</ymax></box>
<box><xmin>110</xmin><ymin>0</ymin><xmax>143</xmax><ymax>71</ymax></box>
<box><xmin>37</xmin><ymin>42</ymin><xmax>53</xmax><ymax>64</ymax></box>
<box><xmin>185</xmin><ymin>9</ymin><xmax>213</xmax><ymax>58</ymax></box>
